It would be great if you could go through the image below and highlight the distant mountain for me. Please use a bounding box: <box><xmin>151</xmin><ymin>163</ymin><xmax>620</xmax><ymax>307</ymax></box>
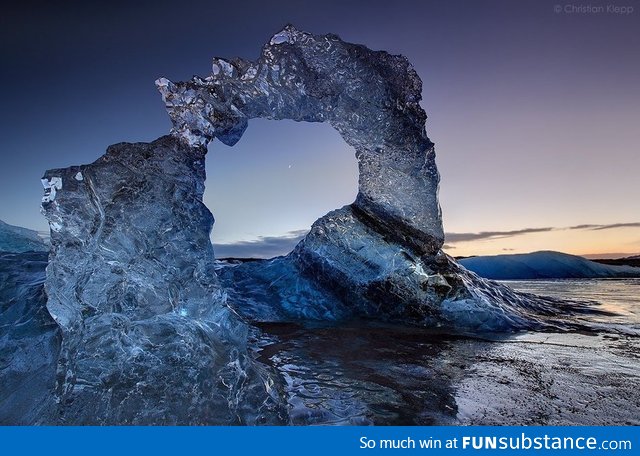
<box><xmin>593</xmin><ymin>255</ymin><xmax>640</xmax><ymax>268</ymax></box>
<box><xmin>0</xmin><ymin>220</ymin><xmax>48</xmax><ymax>253</ymax></box>
<box><xmin>459</xmin><ymin>250</ymin><xmax>640</xmax><ymax>280</ymax></box>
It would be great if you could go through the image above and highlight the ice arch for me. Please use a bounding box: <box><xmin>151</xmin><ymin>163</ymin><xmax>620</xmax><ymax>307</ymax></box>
<box><xmin>157</xmin><ymin>26</ymin><xmax>589</xmax><ymax>330</ymax></box>
<box><xmin>37</xmin><ymin>24</ymin><xmax>607</xmax><ymax>426</ymax></box>
<box><xmin>157</xmin><ymin>25</ymin><xmax>444</xmax><ymax>256</ymax></box>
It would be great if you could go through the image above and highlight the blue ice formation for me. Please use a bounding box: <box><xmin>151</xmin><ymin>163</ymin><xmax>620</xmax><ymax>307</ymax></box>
<box><xmin>158</xmin><ymin>25</ymin><xmax>594</xmax><ymax>332</ymax></box>
<box><xmin>19</xmin><ymin>26</ymin><xmax>607</xmax><ymax>425</ymax></box>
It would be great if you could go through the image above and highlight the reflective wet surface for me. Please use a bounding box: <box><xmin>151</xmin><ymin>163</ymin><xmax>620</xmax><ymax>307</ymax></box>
<box><xmin>253</xmin><ymin>324</ymin><xmax>465</xmax><ymax>425</ymax></box>
<box><xmin>250</xmin><ymin>279</ymin><xmax>640</xmax><ymax>425</ymax></box>
<box><xmin>504</xmin><ymin>278</ymin><xmax>640</xmax><ymax>326</ymax></box>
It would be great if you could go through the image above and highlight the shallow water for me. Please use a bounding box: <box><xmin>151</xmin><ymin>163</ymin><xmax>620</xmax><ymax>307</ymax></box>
<box><xmin>253</xmin><ymin>279</ymin><xmax>640</xmax><ymax>425</ymax></box>
<box><xmin>503</xmin><ymin>278</ymin><xmax>640</xmax><ymax>325</ymax></box>
<box><xmin>253</xmin><ymin>324</ymin><xmax>466</xmax><ymax>425</ymax></box>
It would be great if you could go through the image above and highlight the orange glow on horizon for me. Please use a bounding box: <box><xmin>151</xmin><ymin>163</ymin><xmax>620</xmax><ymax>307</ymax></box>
<box><xmin>443</xmin><ymin>226</ymin><xmax>640</xmax><ymax>259</ymax></box>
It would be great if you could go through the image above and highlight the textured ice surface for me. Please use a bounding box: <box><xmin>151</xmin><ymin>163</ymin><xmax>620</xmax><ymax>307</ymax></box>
<box><xmin>157</xmin><ymin>24</ymin><xmax>444</xmax><ymax>255</ymax></box>
<box><xmin>158</xmin><ymin>26</ymin><xmax>602</xmax><ymax>332</ymax></box>
<box><xmin>3</xmin><ymin>255</ymin><xmax>638</xmax><ymax>425</ymax></box>
<box><xmin>20</xmin><ymin>26</ymin><xmax>619</xmax><ymax>425</ymax></box>
<box><xmin>41</xmin><ymin>136</ymin><xmax>286</xmax><ymax>424</ymax></box>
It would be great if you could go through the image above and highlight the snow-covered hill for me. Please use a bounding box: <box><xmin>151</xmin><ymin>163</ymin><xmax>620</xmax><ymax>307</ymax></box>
<box><xmin>459</xmin><ymin>250</ymin><xmax>640</xmax><ymax>280</ymax></box>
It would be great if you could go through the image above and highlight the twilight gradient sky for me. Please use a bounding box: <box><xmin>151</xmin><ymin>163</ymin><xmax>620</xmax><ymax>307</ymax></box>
<box><xmin>1</xmin><ymin>0</ymin><xmax>639</xmax><ymax>258</ymax></box>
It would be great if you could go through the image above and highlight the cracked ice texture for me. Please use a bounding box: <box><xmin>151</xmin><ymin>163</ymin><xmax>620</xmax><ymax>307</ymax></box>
<box><xmin>161</xmin><ymin>26</ymin><xmax>603</xmax><ymax>331</ymax></box>
<box><xmin>41</xmin><ymin>136</ymin><xmax>285</xmax><ymax>424</ymax></box>
<box><xmin>156</xmin><ymin>24</ymin><xmax>444</xmax><ymax>255</ymax></box>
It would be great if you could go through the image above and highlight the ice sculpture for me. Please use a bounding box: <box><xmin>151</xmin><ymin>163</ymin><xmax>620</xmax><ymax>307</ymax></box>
<box><xmin>157</xmin><ymin>25</ymin><xmax>442</xmax><ymax>255</ymax></box>
<box><xmin>37</xmin><ymin>25</ymin><xmax>600</xmax><ymax>425</ymax></box>
<box><xmin>158</xmin><ymin>25</ymin><xmax>584</xmax><ymax>330</ymax></box>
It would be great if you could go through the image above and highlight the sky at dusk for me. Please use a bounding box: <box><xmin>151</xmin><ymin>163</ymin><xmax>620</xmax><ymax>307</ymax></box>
<box><xmin>1</xmin><ymin>0</ymin><xmax>639</xmax><ymax>258</ymax></box>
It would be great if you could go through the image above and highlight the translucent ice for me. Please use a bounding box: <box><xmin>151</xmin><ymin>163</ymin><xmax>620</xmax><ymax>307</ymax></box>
<box><xmin>41</xmin><ymin>137</ymin><xmax>286</xmax><ymax>424</ymax></box>
<box><xmin>157</xmin><ymin>25</ymin><xmax>444</xmax><ymax>254</ymax></box>
<box><xmin>158</xmin><ymin>26</ymin><xmax>597</xmax><ymax>332</ymax></box>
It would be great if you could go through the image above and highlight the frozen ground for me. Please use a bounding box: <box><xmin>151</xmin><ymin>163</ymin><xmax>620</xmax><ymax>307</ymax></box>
<box><xmin>248</xmin><ymin>279</ymin><xmax>640</xmax><ymax>425</ymax></box>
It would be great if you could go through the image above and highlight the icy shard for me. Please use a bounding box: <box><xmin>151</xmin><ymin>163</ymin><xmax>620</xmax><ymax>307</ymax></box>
<box><xmin>0</xmin><ymin>250</ymin><xmax>59</xmax><ymax>425</ymax></box>
<box><xmin>0</xmin><ymin>219</ymin><xmax>48</xmax><ymax>253</ymax></box>
<box><xmin>41</xmin><ymin>136</ymin><xmax>285</xmax><ymax>424</ymax></box>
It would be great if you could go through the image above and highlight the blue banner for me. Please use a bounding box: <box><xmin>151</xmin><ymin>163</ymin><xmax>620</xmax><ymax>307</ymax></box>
<box><xmin>1</xmin><ymin>426</ymin><xmax>637</xmax><ymax>455</ymax></box>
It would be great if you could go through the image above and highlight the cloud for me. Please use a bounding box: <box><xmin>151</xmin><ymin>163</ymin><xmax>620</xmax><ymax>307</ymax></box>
<box><xmin>213</xmin><ymin>221</ymin><xmax>640</xmax><ymax>258</ymax></box>
<box><xmin>566</xmin><ymin>224</ymin><xmax>601</xmax><ymax>230</ymax></box>
<box><xmin>445</xmin><ymin>227</ymin><xmax>555</xmax><ymax>243</ymax></box>
<box><xmin>445</xmin><ymin>221</ymin><xmax>640</xmax><ymax>245</ymax></box>
<box><xmin>586</xmin><ymin>222</ymin><xmax>640</xmax><ymax>231</ymax></box>
<box><xmin>213</xmin><ymin>229</ymin><xmax>308</xmax><ymax>259</ymax></box>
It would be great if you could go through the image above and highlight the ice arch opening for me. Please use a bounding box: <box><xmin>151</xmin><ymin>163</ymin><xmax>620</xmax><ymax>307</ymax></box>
<box><xmin>155</xmin><ymin>25</ymin><xmax>450</xmax><ymax>322</ymax></box>
<box><xmin>206</xmin><ymin>119</ymin><xmax>358</xmax><ymax>259</ymax></box>
<box><xmin>157</xmin><ymin>25</ymin><xmax>445</xmax><ymax>256</ymax></box>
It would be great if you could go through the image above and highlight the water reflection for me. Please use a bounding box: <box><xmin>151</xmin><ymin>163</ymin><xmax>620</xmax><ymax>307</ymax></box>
<box><xmin>249</xmin><ymin>279</ymin><xmax>640</xmax><ymax>425</ymax></box>
<box><xmin>502</xmin><ymin>278</ymin><xmax>640</xmax><ymax>324</ymax></box>
<box><xmin>253</xmin><ymin>323</ymin><xmax>474</xmax><ymax>425</ymax></box>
